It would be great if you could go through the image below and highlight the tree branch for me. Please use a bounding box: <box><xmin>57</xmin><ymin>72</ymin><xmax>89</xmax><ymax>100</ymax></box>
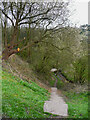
<box><xmin>10</xmin><ymin>2</ymin><xmax>17</xmax><ymax>20</ymax></box>
<box><xmin>20</xmin><ymin>6</ymin><xmax>53</xmax><ymax>22</ymax></box>
<box><xmin>2</xmin><ymin>10</ymin><xmax>14</xmax><ymax>26</ymax></box>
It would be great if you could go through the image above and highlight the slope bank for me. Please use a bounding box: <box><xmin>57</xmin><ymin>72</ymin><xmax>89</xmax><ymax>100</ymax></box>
<box><xmin>2</xmin><ymin>54</ymin><xmax>88</xmax><ymax>119</ymax></box>
<box><xmin>2</xmin><ymin>54</ymin><xmax>51</xmax><ymax>92</ymax></box>
<box><xmin>2</xmin><ymin>54</ymin><xmax>53</xmax><ymax>118</ymax></box>
<box><xmin>2</xmin><ymin>68</ymin><xmax>51</xmax><ymax>118</ymax></box>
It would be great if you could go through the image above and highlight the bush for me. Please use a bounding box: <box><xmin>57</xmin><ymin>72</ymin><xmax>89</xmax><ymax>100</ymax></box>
<box><xmin>73</xmin><ymin>56</ymin><xmax>88</xmax><ymax>84</ymax></box>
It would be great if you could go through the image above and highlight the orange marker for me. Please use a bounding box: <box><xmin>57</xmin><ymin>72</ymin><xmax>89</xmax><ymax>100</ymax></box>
<box><xmin>17</xmin><ymin>48</ymin><xmax>20</xmax><ymax>52</ymax></box>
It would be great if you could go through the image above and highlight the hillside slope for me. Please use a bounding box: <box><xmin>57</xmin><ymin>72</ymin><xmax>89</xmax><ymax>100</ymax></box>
<box><xmin>2</xmin><ymin>70</ymin><xmax>51</xmax><ymax>118</ymax></box>
<box><xmin>2</xmin><ymin>54</ymin><xmax>53</xmax><ymax>118</ymax></box>
<box><xmin>2</xmin><ymin>54</ymin><xmax>88</xmax><ymax>119</ymax></box>
<box><xmin>2</xmin><ymin>54</ymin><xmax>51</xmax><ymax>92</ymax></box>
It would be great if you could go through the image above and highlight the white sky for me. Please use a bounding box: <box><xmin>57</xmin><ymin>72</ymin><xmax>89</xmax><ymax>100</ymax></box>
<box><xmin>69</xmin><ymin>0</ymin><xmax>89</xmax><ymax>27</ymax></box>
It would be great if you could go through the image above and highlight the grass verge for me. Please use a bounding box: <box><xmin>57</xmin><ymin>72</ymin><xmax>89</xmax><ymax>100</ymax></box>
<box><xmin>63</xmin><ymin>90</ymin><xmax>88</xmax><ymax>119</ymax></box>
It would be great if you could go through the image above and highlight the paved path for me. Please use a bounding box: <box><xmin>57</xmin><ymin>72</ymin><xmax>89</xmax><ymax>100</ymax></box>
<box><xmin>44</xmin><ymin>87</ymin><xmax>68</xmax><ymax>117</ymax></box>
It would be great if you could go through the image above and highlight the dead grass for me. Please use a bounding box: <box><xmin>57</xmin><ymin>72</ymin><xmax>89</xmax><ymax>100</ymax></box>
<box><xmin>2</xmin><ymin>54</ymin><xmax>51</xmax><ymax>92</ymax></box>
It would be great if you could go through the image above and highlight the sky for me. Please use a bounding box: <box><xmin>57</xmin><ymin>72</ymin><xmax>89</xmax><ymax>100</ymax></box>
<box><xmin>1</xmin><ymin>0</ymin><xmax>89</xmax><ymax>27</ymax></box>
<box><xmin>69</xmin><ymin>0</ymin><xmax>89</xmax><ymax>27</ymax></box>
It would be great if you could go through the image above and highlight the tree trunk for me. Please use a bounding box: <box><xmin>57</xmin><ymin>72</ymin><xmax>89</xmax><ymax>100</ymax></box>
<box><xmin>4</xmin><ymin>20</ymin><xmax>8</xmax><ymax>47</ymax></box>
<box><xmin>2</xmin><ymin>39</ymin><xmax>41</xmax><ymax>60</ymax></box>
<box><xmin>2</xmin><ymin>47</ymin><xmax>19</xmax><ymax>60</ymax></box>
<box><xmin>10</xmin><ymin>22</ymin><xmax>18</xmax><ymax>46</ymax></box>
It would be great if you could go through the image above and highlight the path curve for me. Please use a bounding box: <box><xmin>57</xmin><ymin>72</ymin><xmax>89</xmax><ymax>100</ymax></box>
<box><xmin>44</xmin><ymin>87</ymin><xmax>68</xmax><ymax>117</ymax></box>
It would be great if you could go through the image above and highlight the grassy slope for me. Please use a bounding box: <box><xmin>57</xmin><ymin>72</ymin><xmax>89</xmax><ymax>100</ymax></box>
<box><xmin>63</xmin><ymin>91</ymin><xmax>88</xmax><ymax>118</ymax></box>
<box><xmin>2</xmin><ymin>70</ymin><xmax>89</xmax><ymax>119</ymax></box>
<box><xmin>2</xmin><ymin>70</ymin><xmax>50</xmax><ymax>118</ymax></box>
<box><xmin>3</xmin><ymin>54</ymin><xmax>50</xmax><ymax>92</ymax></box>
<box><xmin>2</xmin><ymin>55</ymin><xmax>88</xmax><ymax>119</ymax></box>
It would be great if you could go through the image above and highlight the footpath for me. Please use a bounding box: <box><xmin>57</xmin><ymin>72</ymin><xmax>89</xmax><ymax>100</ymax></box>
<box><xmin>44</xmin><ymin>87</ymin><xmax>68</xmax><ymax>117</ymax></box>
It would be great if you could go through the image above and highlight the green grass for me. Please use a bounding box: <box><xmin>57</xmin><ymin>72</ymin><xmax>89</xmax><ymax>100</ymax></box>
<box><xmin>2</xmin><ymin>70</ymin><xmax>51</xmax><ymax>119</ymax></box>
<box><xmin>2</xmin><ymin>69</ymin><xmax>89</xmax><ymax>119</ymax></box>
<box><xmin>63</xmin><ymin>91</ymin><xmax>88</xmax><ymax>118</ymax></box>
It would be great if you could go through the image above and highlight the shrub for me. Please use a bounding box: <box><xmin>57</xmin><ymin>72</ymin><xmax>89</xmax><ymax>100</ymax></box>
<box><xmin>73</xmin><ymin>56</ymin><xmax>88</xmax><ymax>84</ymax></box>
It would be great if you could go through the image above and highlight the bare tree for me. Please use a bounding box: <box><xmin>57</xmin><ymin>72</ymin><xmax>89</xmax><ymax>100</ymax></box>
<box><xmin>1</xmin><ymin>1</ymin><xmax>70</xmax><ymax>60</ymax></box>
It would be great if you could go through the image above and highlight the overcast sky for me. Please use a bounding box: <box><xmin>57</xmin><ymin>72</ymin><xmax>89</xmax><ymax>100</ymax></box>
<box><xmin>69</xmin><ymin>0</ymin><xmax>89</xmax><ymax>27</ymax></box>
